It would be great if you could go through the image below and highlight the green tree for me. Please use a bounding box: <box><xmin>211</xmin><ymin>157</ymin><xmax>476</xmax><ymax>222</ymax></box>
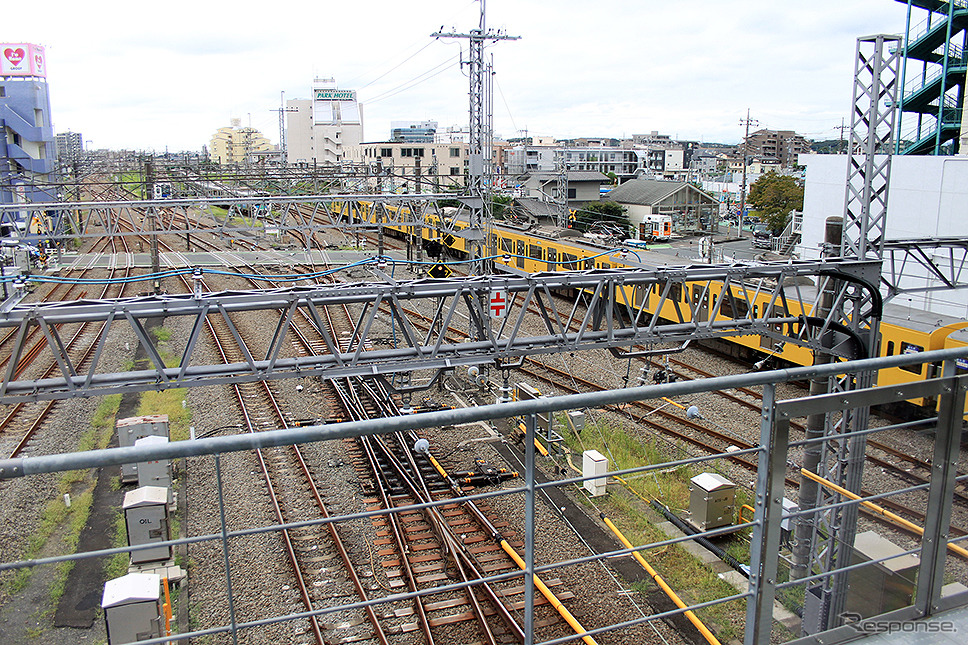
<box><xmin>492</xmin><ymin>194</ymin><xmax>512</xmax><ymax>219</ymax></box>
<box><xmin>748</xmin><ymin>172</ymin><xmax>803</xmax><ymax>234</ymax></box>
<box><xmin>573</xmin><ymin>201</ymin><xmax>632</xmax><ymax>237</ymax></box>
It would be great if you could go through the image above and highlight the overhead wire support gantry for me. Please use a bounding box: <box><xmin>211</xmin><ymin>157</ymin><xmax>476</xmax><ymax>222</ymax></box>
<box><xmin>431</xmin><ymin>0</ymin><xmax>519</xmax><ymax>276</ymax></box>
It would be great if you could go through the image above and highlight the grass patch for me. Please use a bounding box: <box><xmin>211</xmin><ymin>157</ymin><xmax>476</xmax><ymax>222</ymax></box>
<box><xmin>151</xmin><ymin>327</ymin><xmax>173</xmax><ymax>343</ymax></box>
<box><xmin>103</xmin><ymin>510</ymin><xmax>129</xmax><ymax>582</ymax></box>
<box><xmin>2</xmin><ymin>395</ymin><xmax>122</xmax><ymax>601</ymax></box>
<box><xmin>558</xmin><ymin>416</ymin><xmax>749</xmax><ymax>641</ymax></box>
<box><xmin>138</xmin><ymin>388</ymin><xmax>191</xmax><ymax>442</ymax></box>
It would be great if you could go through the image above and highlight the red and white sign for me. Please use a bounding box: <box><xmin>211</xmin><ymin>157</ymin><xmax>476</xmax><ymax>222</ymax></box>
<box><xmin>489</xmin><ymin>289</ymin><xmax>508</xmax><ymax>319</ymax></box>
<box><xmin>1</xmin><ymin>43</ymin><xmax>46</xmax><ymax>78</ymax></box>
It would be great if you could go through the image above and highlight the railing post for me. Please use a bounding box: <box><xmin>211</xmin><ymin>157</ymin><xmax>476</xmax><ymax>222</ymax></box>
<box><xmin>745</xmin><ymin>383</ymin><xmax>789</xmax><ymax>645</ymax></box>
<box><xmin>524</xmin><ymin>412</ymin><xmax>536</xmax><ymax>645</ymax></box>
<box><xmin>915</xmin><ymin>371</ymin><xmax>967</xmax><ymax>616</ymax></box>
<box><xmin>215</xmin><ymin>454</ymin><xmax>240</xmax><ymax>645</ymax></box>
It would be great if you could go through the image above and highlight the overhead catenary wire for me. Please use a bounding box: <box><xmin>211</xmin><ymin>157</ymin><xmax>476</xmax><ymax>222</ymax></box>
<box><xmin>364</xmin><ymin>53</ymin><xmax>462</xmax><ymax>106</ymax></box>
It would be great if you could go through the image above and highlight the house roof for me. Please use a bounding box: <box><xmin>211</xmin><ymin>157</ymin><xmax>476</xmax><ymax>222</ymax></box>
<box><xmin>527</xmin><ymin>171</ymin><xmax>608</xmax><ymax>184</ymax></box>
<box><xmin>566</xmin><ymin>171</ymin><xmax>609</xmax><ymax>182</ymax></box>
<box><xmin>514</xmin><ymin>197</ymin><xmax>558</xmax><ymax>220</ymax></box>
<box><xmin>604</xmin><ymin>178</ymin><xmax>690</xmax><ymax>205</ymax></box>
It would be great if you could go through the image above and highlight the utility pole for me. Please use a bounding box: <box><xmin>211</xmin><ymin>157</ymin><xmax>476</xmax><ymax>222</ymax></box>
<box><xmin>834</xmin><ymin>117</ymin><xmax>849</xmax><ymax>154</ymax></box>
<box><xmin>432</xmin><ymin>0</ymin><xmax>519</xmax><ymax>275</ymax></box>
<box><xmin>738</xmin><ymin>109</ymin><xmax>759</xmax><ymax>238</ymax></box>
<box><xmin>271</xmin><ymin>91</ymin><xmax>297</xmax><ymax>164</ymax></box>
<box><xmin>145</xmin><ymin>159</ymin><xmax>160</xmax><ymax>294</ymax></box>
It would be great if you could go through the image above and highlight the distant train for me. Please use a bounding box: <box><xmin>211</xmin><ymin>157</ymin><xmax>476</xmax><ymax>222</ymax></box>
<box><xmin>342</xmin><ymin>200</ymin><xmax>963</xmax><ymax>416</ymax></box>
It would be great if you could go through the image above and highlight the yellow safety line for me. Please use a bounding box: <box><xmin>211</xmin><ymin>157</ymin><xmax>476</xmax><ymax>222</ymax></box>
<box><xmin>800</xmin><ymin>468</ymin><xmax>968</xmax><ymax>560</ymax></box>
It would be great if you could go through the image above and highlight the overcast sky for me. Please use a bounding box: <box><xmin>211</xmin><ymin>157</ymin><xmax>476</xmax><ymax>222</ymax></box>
<box><xmin>9</xmin><ymin>0</ymin><xmax>910</xmax><ymax>152</ymax></box>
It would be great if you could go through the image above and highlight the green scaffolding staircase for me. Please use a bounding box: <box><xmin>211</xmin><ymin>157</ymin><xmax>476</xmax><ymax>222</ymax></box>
<box><xmin>896</xmin><ymin>0</ymin><xmax>968</xmax><ymax>154</ymax></box>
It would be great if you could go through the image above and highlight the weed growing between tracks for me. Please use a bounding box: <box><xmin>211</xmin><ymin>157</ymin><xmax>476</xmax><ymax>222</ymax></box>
<box><xmin>557</xmin><ymin>416</ymin><xmax>750</xmax><ymax>642</ymax></box>
<box><xmin>2</xmin><ymin>394</ymin><xmax>121</xmax><ymax>606</ymax></box>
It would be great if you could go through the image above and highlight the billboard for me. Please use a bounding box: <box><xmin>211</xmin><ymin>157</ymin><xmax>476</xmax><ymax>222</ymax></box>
<box><xmin>1</xmin><ymin>43</ymin><xmax>46</xmax><ymax>77</ymax></box>
<box><xmin>314</xmin><ymin>89</ymin><xmax>355</xmax><ymax>101</ymax></box>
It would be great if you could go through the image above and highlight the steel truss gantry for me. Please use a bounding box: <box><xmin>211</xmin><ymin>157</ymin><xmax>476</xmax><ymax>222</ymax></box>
<box><xmin>0</xmin><ymin>194</ymin><xmax>461</xmax><ymax>244</ymax></box>
<box><xmin>881</xmin><ymin>236</ymin><xmax>968</xmax><ymax>300</ymax></box>
<box><xmin>0</xmin><ymin>259</ymin><xmax>880</xmax><ymax>404</ymax></box>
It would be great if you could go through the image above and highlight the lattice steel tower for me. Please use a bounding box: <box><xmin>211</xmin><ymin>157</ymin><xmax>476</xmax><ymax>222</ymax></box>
<box><xmin>795</xmin><ymin>34</ymin><xmax>901</xmax><ymax>636</ymax></box>
<box><xmin>432</xmin><ymin>1</ymin><xmax>518</xmax><ymax>273</ymax></box>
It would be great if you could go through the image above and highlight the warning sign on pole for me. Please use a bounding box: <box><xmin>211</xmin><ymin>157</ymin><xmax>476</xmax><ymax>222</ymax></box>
<box><xmin>489</xmin><ymin>289</ymin><xmax>508</xmax><ymax>319</ymax></box>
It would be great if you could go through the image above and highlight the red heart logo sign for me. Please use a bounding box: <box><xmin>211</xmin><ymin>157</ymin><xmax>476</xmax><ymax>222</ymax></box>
<box><xmin>4</xmin><ymin>48</ymin><xmax>25</xmax><ymax>66</ymax></box>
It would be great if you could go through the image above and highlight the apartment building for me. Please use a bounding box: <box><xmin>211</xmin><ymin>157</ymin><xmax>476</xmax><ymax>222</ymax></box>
<box><xmin>347</xmin><ymin>141</ymin><xmax>469</xmax><ymax>190</ymax></box>
<box><xmin>208</xmin><ymin>122</ymin><xmax>273</xmax><ymax>165</ymax></box>
<box><xmin>743</xmin><ymin>129</ymin><xmax>809</xmax><ymax>168</ymax></box>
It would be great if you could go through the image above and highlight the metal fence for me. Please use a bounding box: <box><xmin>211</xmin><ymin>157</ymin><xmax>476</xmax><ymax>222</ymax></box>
<box><xmin>2</xmin><ymin>347</ymin><xmax>967</xmax><ymax>645</ymax></box>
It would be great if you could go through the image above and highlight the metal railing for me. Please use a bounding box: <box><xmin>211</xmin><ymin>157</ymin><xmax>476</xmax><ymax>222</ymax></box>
<box><xmin>1</xmin><ymin>347</ymin><xmax>967</xmax><ymax>644</ymax></box>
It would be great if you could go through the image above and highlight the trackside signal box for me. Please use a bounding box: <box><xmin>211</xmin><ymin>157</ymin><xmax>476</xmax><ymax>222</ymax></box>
<box><xmin>123</xmin><ymin>486</ymin><xmax>171</xmax><ymax>564</ymax></box>
<box><xmin>689</xmin><ymin>473</ymin><xmax>736</xmax><ymax>530</ymax></box>
<box><xmin>117</xmin><ymin>415</ymin><xmax>170</xmax><ymax>484</ymax></box>
<box><xmin>102</xmin><ymin>572</ymin><xmax>163</xmax><ymax>644</ymax></box>
<box><xmin>134</xmin><ymin>435</ymin><xmax>172</xmax><ymax>492</ymax></box>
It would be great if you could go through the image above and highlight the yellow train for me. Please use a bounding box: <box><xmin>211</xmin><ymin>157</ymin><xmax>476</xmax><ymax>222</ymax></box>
<box><xmin>344</xmin><ymin>200</ymin><xmax>958</xmax><ymax>416</ymax></box>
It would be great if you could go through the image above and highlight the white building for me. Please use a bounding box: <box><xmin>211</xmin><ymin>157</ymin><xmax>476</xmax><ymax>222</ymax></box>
<box><xmin>797</xmin><ymin>153</ymin><xmax>968</xmax><ymax>318</ymax></box>
<box><xmin>286</xmin><ymin>78</ymin><xmax>363</xmax><ymax>165</ymax></box>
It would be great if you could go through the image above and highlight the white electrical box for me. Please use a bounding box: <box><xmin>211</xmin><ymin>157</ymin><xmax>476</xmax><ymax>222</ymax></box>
<box><xmin>117</xmin><ymin>415</ymin><xmax>169</xmax><ymax>483</ymax></box>
<box><xmin>123</xmin><ymin>486</ymin><xmax>171</xmax><ymax>564</ymax></box>
<box><xmin>135</xmin><ymin>435</ymin><xmax>172</xmax><ymax>492</ymax></box>
<box><xmin>102</xmin><ymin>572</ymin><xmax>162</xmax><ymax>644</ymax></box>
<box><xmin>582</xmin><ymin>449</ymin><xmax>608</xmax><ymax>497</ymax></box>
<box><xmin>567</xmin><ymin>410</ymin><xmax>586</xmax><ymax>432</ymax></box>
<box><xmin>689</xmin><ymin>473</ymin><xmax>736</xmax><ymax>530</ymax></box>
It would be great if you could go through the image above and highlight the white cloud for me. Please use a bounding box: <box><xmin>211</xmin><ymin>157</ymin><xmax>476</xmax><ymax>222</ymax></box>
<box><xmin>12</xmin><ymin>0</ymin><xmax>910</xmax><ymax>150</ymax></box>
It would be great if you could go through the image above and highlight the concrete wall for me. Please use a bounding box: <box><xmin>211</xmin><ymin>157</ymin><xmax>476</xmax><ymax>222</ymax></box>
<box><xmin>799</xmin><ymin>153</ymin><xmax>968</xmax><ymax>317</ymax></box>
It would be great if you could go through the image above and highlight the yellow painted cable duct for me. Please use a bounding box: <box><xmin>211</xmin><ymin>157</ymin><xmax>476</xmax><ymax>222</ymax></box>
<box><xmin>425</xmin><ymin>450</ymin><xmax>599</xmax><ymax>645</ymax></box>
<box><xmin>600</xmin><ymin>513</ymin><xmax>723</xmax><ymax>645</ymax></box>
<box><xmin>800</xmin><ymin>468</ymin><xmax>968</xmax><ymax>560</ymax></box>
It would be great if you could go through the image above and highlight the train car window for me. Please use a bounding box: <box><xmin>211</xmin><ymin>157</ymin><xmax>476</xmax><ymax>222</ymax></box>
<box><xmin>547</xmin><ymin>247</ymin><xmax>557</xmax><ymax>269</ymax></box>
<box><xmin>692</xmin><ymin>285</ymin><xmax>707</xmax><ymax>322</ymax></box>
<box><xmin>735</xmin><ymin>298</ymin><xmax>749</xmax><ymax>318</ymax></box>
<box><xmin>600</xmin><ymin>262</ymin><xmax>610</xmax><ymax>269</ymax></box>
<box><xmin>886</xmin><ymin>341</ymin><xmax>894</xmax><ymax>356</ymax></box>
<box><xmin>585</xmin><ymin>258</ymin><xmax>595</xmax><ymax>270</ymax></box>
<box><xmin>563</xmin><ymin>253</ymin><xmax>577</xmax><ymax>270</ymax></box>
<box><xmin>899</xmin><ymin>341</ymin><xmax>924</xmax><ymax>374</ymax></box>
<box><xmin>516</xmin><ymin>240</ymin><xmax>526</xmax><ymax>268</ymax></box>
<box><xmin>761</xmin><ymin>305</ymin><xmax>786</xmax><ymax>348</ymax></box>
<box><xmin>529</xmin><ymin>244</ymin><xmax>543</xmax><ymax>260</ymax></box>
<box><xmin>501</xmin><ymin>237</ymin><xmax>513</xmax><ymax>254</ymax></box>
<box><xmin>669</xmin><ymin>283</ymin><xmax>682</xmax><ymax>302</ymax></box>
<box><xmin>635</xmin><ymin>285</ymin><xmax>650</xmax><ymax>310</ymax></box>
<box><xmin>720</xmin><ymin>289</ymin><xmax>734</xmax><ymax>318</ymax></box>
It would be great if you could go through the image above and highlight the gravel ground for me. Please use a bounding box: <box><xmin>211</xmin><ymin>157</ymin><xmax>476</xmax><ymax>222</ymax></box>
<box><xmin>0</xmin><ymin>239</ymin><xmax>966</xmax><ymax>645</ymax></box>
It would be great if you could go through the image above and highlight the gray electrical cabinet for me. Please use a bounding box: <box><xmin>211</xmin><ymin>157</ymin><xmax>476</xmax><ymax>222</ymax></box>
<box><xmin>689</xmin><ymin>473</ymin><xmax>736</xmax><ymax>530</ymax></box>
<box><xmin>102</xmin><ymin>572</ymin><xmax>162</xmax><ymax>644</ymax></box>
<box><xmin>135</xmin><ymin>435</ymin><xmax>172</xmax><ymax>492</ymax></box>
<box><xmin>123</xmin><ymin>486</ymin><xmax>171</xmax><ymax>564</ymax></box>
<box><xmin>117</xmin><ymin>415</ymin><xmax>169</xmax><ymax>484</ymax></box>
<box><xmin>846</xmin><ymin>531</ymin><xmax>919</xmax><ymax>619</ymax></box>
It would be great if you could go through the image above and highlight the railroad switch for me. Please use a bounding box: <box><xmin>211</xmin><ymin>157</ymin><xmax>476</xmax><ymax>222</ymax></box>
<box><xmin>449</xmin><ymin>459</ymin><xmax>518</xmax><ymax>487</ymax></box>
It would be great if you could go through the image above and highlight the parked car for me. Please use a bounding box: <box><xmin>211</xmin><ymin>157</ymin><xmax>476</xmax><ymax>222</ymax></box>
<box><xmin>752</xmin><ymin>224</ymin><xmax>772</xmax><ymax>249</ymax></box>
